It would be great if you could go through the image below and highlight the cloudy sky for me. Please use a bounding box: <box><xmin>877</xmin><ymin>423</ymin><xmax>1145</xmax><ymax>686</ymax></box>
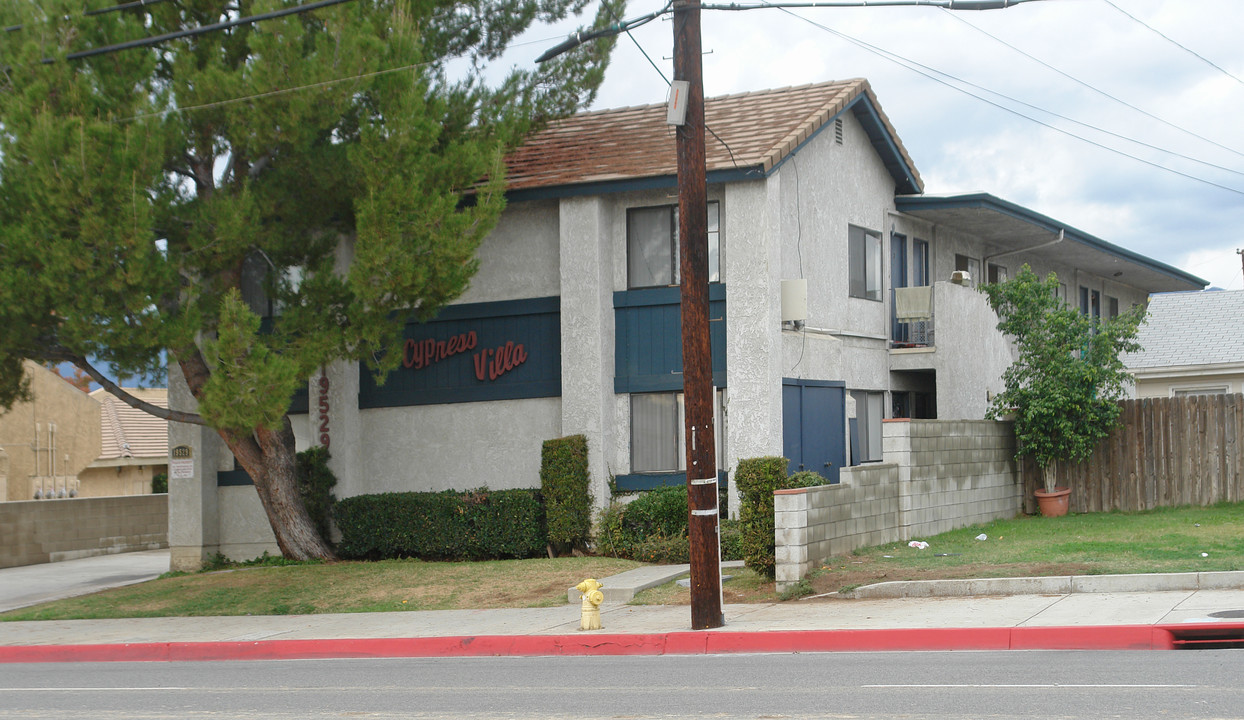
<box><xmin>499</xmin><ymin>0</ymin><xmax>1244</xmax><ymax>291</ymax></box>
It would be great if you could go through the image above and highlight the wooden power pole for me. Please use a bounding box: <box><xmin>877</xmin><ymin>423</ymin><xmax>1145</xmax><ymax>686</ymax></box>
<box><xmin>672</xmin><ymin>0</ymin><xmax>725</xmax><ymax>631</ymax></box>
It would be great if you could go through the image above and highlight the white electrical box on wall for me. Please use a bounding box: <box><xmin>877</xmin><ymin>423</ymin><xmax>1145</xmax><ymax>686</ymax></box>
<box><xmin>666</xmin><ymin>80</ymin><xmax>690</xmax><ymax>126</ymax></box>
<box><xmin>781</xmin><ymin>279</ymin><xmax>808</xmax><ymax>322</ymax></box>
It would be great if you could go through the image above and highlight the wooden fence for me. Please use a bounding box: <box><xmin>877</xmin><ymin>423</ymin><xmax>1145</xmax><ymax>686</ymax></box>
<box><xmin>1022</xmin><ymin>393</ymin><xmax>1244</xmax><ymax>514</ymax></box>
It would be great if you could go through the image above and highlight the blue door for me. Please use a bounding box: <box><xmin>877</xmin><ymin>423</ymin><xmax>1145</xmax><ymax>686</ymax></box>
<box><xmin>782</xmin><ymin>380</ymin><xmax>846</xmax><ymax>483</ymax></box>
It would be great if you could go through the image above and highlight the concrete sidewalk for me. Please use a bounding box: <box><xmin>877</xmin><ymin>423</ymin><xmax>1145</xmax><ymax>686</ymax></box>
<box><xmin>1</xmin><ymin>551</ymin><xmax>1243</xmax><ymax>660</ymax></box>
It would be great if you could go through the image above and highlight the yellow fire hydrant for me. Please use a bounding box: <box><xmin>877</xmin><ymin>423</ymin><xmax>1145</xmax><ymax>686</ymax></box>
<box><xmin>575</xmin><ymin>578</ymin><xmax>604</xmax><ymax>631</ymax></box>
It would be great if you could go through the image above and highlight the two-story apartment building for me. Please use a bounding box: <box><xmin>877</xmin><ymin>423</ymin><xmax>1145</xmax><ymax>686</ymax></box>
<box><xmin>169</xmin><ymin>79</ymin><xmax>1205</xmax><ymax>565</ymax></box>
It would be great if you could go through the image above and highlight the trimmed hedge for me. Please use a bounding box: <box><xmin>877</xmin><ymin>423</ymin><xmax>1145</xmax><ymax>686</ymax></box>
<box><xmin>333</xmin><ymin>488</ymin><xmax>546</xmax><ymax>561</ymax></box>
<box><xmin>541</xmin><ymin>434</ymin><xmax>592</xmax><ymax>552</ymax></box>
<box><xmin>736</xmin><ymin>458</ymin><xmax>826</xmax><ymax>579</ymax></box>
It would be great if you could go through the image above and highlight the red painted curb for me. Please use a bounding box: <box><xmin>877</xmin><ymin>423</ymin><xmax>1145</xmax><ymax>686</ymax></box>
<box><xmin>2</xmin><ymin>624</ymin><xmax>1239</xmax><ymax>663</ymax></box>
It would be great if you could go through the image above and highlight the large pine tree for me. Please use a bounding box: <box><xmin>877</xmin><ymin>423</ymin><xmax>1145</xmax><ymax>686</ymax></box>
<box><xmin>0</xmin><ymin>0</ymin><xmax>618</xmax><ymax>560</ymax></box>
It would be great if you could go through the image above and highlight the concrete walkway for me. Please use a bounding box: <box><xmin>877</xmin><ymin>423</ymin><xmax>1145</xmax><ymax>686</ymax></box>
<box><xmin>2</xmin><ymin>551</ymin><xmax>1243</xmax><ymax>661</ymax></box>
<box><xmin>0</xmin><ymin>550</ymin><xmax>171</xmax><ymax>614</ymax></box>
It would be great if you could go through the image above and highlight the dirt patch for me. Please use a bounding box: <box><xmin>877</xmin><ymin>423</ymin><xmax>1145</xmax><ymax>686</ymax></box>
<box><xmin>643</xmin><ymin>557</ymin><xmax>1102</xmax><ymax>605</ymax></box>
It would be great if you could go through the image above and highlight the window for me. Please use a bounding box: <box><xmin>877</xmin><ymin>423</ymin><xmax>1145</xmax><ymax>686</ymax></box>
<box><xmin>1106</xmin><ymin>295</ymin><xmax>1119</xmax><ymax>319</ymax></box>
<box><xmin>849</xmin><ymin>226</ymin><xmax>882</xmax><ymax>300</ymax></box>
<box><xmin>987</xmin><ymin>263</ymin><xmax>1008</xmax><ymax>284</ymax></box>
<box><xmin>851</xmin><ymin>390</ymin><xmax>885</xmax><ymax>463</ymax></box>
<box><xmin>1173</xmin><ymin>386</ymin><xmax>1229</xmax><ymax>397</ymax></box>
<box><xmin>954</xmin><ymin>254</ymin><xmax>980</xmax><ymax>287</ymax></box>
<box><xmin>630</xmin><ymin>390</ymin><xmax>726</xmax><ymax>473</ymax></box>
<box><xmin>1079</xmin><ymin>286</ymin><xmax>1101</xmax><ymax>319</ymax></box>
<box><xmin>626</xmin><ymin>202</ymin><xmax>720</xmax><ymax>289</ymax></box>
<box><xmin>1058</xmin><ymin>282</ymin><xmax>1068</xmax><ymax>305</ymax></box>
<box><xmin>912</xmin><ymin>238</ymin><xmax>930</xmax><ymax>286</ymax></box>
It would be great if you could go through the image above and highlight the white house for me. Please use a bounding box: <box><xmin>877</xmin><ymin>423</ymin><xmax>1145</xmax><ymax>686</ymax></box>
<box><xmin>1127</xmin><ymin>289</ymin><xmax>1244</xmax><ymax>398</ymax></box>
<box><xmin>168</xmin><ymin>78</ymin><xmax>1205</xmax><ymax>567</ymax></box>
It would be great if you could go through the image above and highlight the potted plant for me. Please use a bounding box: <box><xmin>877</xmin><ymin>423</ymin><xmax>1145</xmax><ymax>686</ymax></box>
<box><xmin>982</xmin><ymin>266</ymin><xmax>1145</xmax><ymax>516</ymax></box>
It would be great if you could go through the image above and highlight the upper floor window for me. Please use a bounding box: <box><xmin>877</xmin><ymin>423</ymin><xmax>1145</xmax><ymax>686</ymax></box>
<box><xmin>849</xmin><ymin>226</ymin><xmax>882</xmax><ymax>301</ymax></box>
<box><xmin>627</xmin><ymin>202</ymin><xmax>720</xmax><ymax>289</ymax></box>
<box><xmin>912</xmin><ymin>238</ymin><xmax>930</xmax><ymax>286</ymax></box>
<box><xmin>987</xmin><ymin>263</ymin><xmax>1008</xmax><ymax>284</ymax></box>
<box><xmin>1079</xmin><ymin>286</ymin><xmax>1101</xmax><ymax>320</ymax></box>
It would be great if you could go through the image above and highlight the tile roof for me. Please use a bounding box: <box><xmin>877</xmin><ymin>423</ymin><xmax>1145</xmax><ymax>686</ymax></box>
<box><xmin>504</xmin><ymin>78</ymin><xmax>921</xmax><ymax>194</ymax></box>
<box><xmin>1127</xmin><ymin>290</ymin><xmax>1244</xmax><ymax>369</ymax></box>
<box><xmin>90</xmin><ymin>388</ymin><xmax>169</xmax><ymax>461</ymax></box>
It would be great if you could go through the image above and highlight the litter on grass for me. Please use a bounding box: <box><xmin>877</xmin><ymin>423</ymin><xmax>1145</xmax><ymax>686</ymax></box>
<box><xmin>908</xmin><ymin>540</ymin><xmax>929</xmax><ymax>550</ymax></box>
<box><xmin>975</xmin><ymin>533</ymin><xmax>988</xmax><ymax>541</ymax></box>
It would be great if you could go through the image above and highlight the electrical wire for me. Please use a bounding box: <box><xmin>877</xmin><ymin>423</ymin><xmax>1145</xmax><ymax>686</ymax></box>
<box><xmin>44</xmin><ymin>0</ymin><xmax>358</xmax><ymax>62</ymax></box>
<box><xmin>763</xmin><ymin>3</ymin><xmax>1244</xmax><ymax>197</ymax></box>
<box><xmin>941</xmin><ymin>9</ymin><xmax>1244</xmax><ymax>162</ymax></box>
<box><xmin>1101</xmin><ymin>0</ymin><xmax>1244</xmax><ymax>89</ymax></box>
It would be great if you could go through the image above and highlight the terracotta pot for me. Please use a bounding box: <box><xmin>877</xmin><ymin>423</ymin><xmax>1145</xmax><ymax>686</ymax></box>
<box><xmin>1034</xmin><ymin>486</ymin><xmax>1071</xmax><ymax>517</ymax></box>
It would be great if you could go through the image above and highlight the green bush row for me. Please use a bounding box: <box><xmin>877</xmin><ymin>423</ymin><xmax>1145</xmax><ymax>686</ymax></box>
<box><xmin>541</xmin><ymin>434</ymin><xmax>593</xmax><ymax>552</ymax></box>
<box><xmin>736</xmin><ymin>458</ymin><xmax>826</xmax><ymax>579</ymax></box>
<box><xmin>333</xmin><ymin>488</ymin><xmax>546</xmax><ymax>561</ymax></box>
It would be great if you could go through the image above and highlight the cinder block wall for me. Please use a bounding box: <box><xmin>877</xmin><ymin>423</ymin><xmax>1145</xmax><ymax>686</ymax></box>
<box><xmin>0</xmin><ymin>495</ymin><xmax>168</xmax><ymax>569</ymax></box>
<box><xmin>774</xmin><ymin>419</ymin><xmax>1021</xmax><ymax>590</ymax></box>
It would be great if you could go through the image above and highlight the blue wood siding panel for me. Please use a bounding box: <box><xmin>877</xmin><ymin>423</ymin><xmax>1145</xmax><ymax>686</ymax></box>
<box><xmin>613</xmin><ymin>285</ymin><xmax>727</xmax><ymax>393</ymax></box>
<box><xmin>359</xmin><ymin>297</ymin><xmax>561</xmax><ymax>408</ymax></box>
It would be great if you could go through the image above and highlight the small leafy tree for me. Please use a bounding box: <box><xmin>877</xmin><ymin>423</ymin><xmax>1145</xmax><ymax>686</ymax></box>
<box><xmin>982</xmin><ymin>265</ymin><xmax>1145</xmax><ymax>493</ymax></box>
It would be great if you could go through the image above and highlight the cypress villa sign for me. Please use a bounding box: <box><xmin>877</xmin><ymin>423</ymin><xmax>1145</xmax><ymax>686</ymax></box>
<box><xmin>402</xmin><ymin>332</ymin><xmax>530</xmax><ymax>382</ymax></box>
<box><xmin>360</xmin><ymin>296</ymin><xmax>560</xmax><ymax>408</ymax></box>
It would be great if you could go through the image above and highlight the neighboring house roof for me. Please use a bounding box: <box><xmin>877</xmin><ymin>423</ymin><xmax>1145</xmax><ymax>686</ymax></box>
<box><xmin>89</xmin><ymin>388</ymin><xmax>168</xmax><ymax>464</ymax></box>
<box><xmin>896</xmin><ymin>193</ymin><xmax>1206</xmax><ymax>294</ymax></box>
<box><xmin>1128</xmin><ymin>290</ymin><xmax>1244</xmax><ymax>370</ymax></box>
<box><xmin>504</xmin><ymin>78</ymin><xmax>923</xmax><ymax>199</ymax></box>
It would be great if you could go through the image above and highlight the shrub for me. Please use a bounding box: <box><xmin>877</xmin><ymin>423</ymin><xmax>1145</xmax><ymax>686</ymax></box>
<box><xmin>333</xmin><ymin>488</ymin><xmax>546</xmax><ymax>561</ymax></box>
<box><xmin>541</xmin><ymin>434</ymin><xmax>592</xmax><ymax>552</ymax></box>
<box><xmin>296</xmin><ymin>446</ymin><xmax>338</xmax><ymax>544</ymax></box>
<box><xmin>595</xmin><ymin>485</ymin><xmax>743</xmax><ymax>563</ymax></box>
<box><xmin>719</xmin><ymin>518</ymin><xmax>742</xmax><ymax>562</ymax></box>
<box><xmin>736</xmin><ymin>457</ymin><xmax>825</xmax><ymax>579</ymax></box>
<box><xmin>621</xmin><ymin>484</ymin><xmax>688</xmax><ymax>540</ymax></box>
<box><xmin>150</xmin><ymin>472</ymin><xmax>168</xmax><ymax>494</ymax></box>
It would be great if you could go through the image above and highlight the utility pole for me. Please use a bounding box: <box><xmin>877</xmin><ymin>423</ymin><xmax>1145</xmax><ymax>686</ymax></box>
<box><xmin>672</xmin><ymin>0</ymin><xmax>725</xmax><ymax>631</ymax></box>
<box><xmin>1237</xmin><ymin>249</ymin><xmax>1243</xmax><ymax>286</ymax></box>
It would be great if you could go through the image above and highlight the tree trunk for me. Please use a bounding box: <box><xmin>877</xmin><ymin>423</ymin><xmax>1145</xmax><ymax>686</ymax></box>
<box><xmin>1041</xmin><ymin>461</ymin><xmax>1059</xmax><ymax>494</ymax></box>
<box><xmin>178</xmin><ymin>354</ymin><xmax>336</xmax><ymax>561</ymax></box>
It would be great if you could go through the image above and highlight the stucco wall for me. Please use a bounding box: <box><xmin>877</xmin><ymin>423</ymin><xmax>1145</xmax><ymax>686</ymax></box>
<box><xmin>925</xmin><ymin>281</ymin><xmax>1016</xmax><ymax>419</ymax></box>
<box><xmin>775</xmin><ymin>108</ymin><xmax>897</xmax><ymax>395</ymax></box>
<box><xmin>359</xmin><ymin>397</ymin><xmax>561</xmax><ymax>493</ymax></box>
<box><xmin>0</xmin><ymin>361</ymin><xmax>101</xmax><ymax>501</ymax></box>
<box><xmin>77</xmin><ymin>464</ymin><xmax>165</xmax><ymax>498</ymax></box>
<box><xmin>0</xmin><ymin>495</ymin><xmax>167</xmax><ymax>569</ymax></box>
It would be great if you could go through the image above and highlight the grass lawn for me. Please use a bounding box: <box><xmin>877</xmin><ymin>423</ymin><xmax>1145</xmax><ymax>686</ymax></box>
<box><xmin>0</xmin><ymin>556</ymin><xmax>643</xmax><ymax>621</ymax></box>
<box><xmin>4</xmin><ymin>502</ymin><xmax>1242</xmax><ymax>620</ymax></box>
<box><xmin>633</xmin><ymin>501</ymin><xmax>1244</xmax><ymax>604</ymax></box>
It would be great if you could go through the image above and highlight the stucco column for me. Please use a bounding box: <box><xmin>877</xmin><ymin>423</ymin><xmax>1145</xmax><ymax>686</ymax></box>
<box><xmin>723</xmin><ymin>178</ymin><xmax>785</xmax><ymax>518</ymax></box>
<box><xmin>558</xmin><ymin>195</ymin><xmax>614</xmax><ymax>510</ymax></box>
<box><xmin>166</xmin><ymin>364</ymin><xmax>221</xmax><ymax>571</ymax></box>
<box><xmin>313</xmin><ymin>360</ymin><xmax>361</xmax><ymax>504</ymax></box>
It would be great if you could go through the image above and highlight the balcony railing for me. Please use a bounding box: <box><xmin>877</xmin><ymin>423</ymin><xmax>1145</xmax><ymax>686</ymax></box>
<box><xmin>891</xmin><ymin>286</ymin><xmax>934</xmax><ymax>348</ymax></box>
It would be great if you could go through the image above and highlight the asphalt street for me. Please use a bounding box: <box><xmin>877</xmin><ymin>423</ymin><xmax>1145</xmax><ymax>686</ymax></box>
<box><xmin>0</xmin><ymin>651</ymin><xmax>1240</xmax><ymax>719</ymax></box>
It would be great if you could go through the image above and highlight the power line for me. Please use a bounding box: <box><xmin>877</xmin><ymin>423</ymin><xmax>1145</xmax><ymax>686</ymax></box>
<box><xmin>41</xmin><ymin>0</ymin><xmax>358</xmax><ymax>62</ymax></box>
<box><xmin>1102</xmin><ymin>0</ymin><xmax>1244</xmax><ymax>89</ymax></box>
<box><xmin>763</xmin><ymin>3</ymin><xmax>1244</xmax><ymax>197</ymax></box>
<box><xmin>941</xmin><ymin>9</ymin><xmax>1244</xmax><ymax>162</ymax></box>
